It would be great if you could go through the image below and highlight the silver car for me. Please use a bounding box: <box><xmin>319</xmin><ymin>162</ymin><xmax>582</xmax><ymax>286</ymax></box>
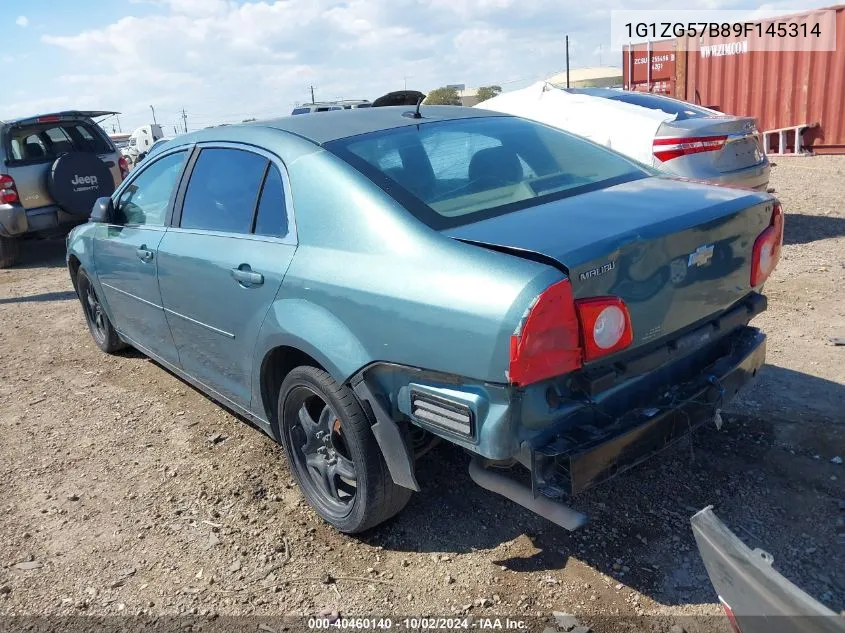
<box><xmin>568</xmin><ymin>89</ymin><xmax>771</xmax><ymax>191</ymax></box>
<box><xmin>291</xmin><ymin>100</ymin><xmax>372</xmax><ymax>115</ymax></box>
<box><xmin>0</xmin><ymin>110</ymin><xmax>127</xmax><ymax>267</ymax></box>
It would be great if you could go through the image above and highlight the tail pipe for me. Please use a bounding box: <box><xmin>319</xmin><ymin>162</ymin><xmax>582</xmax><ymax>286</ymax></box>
<box><xmin>468</xmin><ymin>459</ymin><xmax>588</xmax><ymax>531</ymax></box>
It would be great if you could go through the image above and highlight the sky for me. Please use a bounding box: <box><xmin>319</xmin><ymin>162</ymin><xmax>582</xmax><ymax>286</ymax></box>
<box><xmin>5</xmin><ymin>0</ymin><xmax>834</xmax><ymax>133</ymax></box>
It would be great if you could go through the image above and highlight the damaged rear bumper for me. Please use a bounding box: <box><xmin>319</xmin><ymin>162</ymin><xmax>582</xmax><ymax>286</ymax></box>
<box><xmin>530</xmin><ymin>326</ymin><xmax>766</xmax><ymax>499</ymax></box>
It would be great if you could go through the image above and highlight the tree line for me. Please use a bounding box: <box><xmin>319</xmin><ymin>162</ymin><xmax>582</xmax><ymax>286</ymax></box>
<box><xmin>423</xmin><ymin>85</ymin><xmax>502</xmax><ymax>105</ymax></box>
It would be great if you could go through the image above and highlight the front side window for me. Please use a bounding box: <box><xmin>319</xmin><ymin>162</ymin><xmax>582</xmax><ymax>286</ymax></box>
<box><xmin>116</xmin><ymin>150</ymin><xmax>188</xmax><ymax>226</ymax></box>
<box><xmin>180</xmin><ymin>148</ymin><xmax>267</xmax><ymax>234</ymax></box>
<box><xmin>326</xmin><ymin>116</ymin><xmax>648</xmax><ymax>229</ymax></box>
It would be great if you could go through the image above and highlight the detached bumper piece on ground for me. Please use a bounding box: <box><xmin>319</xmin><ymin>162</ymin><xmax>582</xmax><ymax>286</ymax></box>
<box><xmin>692</xmin><ymin>506</ymin><xmax>845</xmax><ymax>633</ymax></box>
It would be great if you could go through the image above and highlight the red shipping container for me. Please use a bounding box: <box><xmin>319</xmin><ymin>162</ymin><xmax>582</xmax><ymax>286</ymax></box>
<box><xmin>623</xmin><ymin>6</ymin><xmax>845</xmax><ymax>154</ymax></box>
<box><xmin>622</xmin><ymin>40</ymin><xmax>678</xmax><ymax>95</ymax></box>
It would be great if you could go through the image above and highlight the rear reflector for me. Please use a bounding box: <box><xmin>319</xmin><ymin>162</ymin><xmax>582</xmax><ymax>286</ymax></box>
<box><xmin>0</xmin><ymin>174</ymin><xmax>19</xmax><ymax>205</ymax></box>
<box><xmin>410</xmin><ymin>390</ymin><xmax>473</xmax><ymax>437</ymax></box>
<box><xmin>653</xmin><ymin>135</ymin><xmax>727</xmax><ymax>162</ymax></box>
<box><xmin>750</xmin><ymin>202</ymin><xmax>784</xmax><ymax>287</ymax></box>
<box><xmin>719</xmin><ymin>597</ymin><xmax>743</xmax><ymax>633</ymax></box>
<box><xmin>509</xmin><ymin>279</ymin><xmax>582</xmax><ymax>386</ymax></box>
<box><xmin>575</xmin><ymin>297</ymin><xmax>633</xmax><ymax>361</ymax></box>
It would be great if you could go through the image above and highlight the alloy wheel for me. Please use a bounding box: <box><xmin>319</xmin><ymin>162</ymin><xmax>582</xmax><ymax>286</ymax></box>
<box><xmin>287</xmin><ymin>387</ymin><xmax>358</xmax><ymax>513</ymax></box>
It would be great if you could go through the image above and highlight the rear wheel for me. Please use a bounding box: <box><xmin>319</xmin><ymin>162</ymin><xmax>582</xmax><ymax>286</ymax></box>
<box><xmin>76</xmin><ymin>268</ymin><xmax>125</xmax><ymax>353</ymax></box>
<box><xmin>278</xmin><ymin>366</ymin><xmax>411</xmax><ymax>533</ymax></box>
<box><xmin>0</xmin><ymin>236</ymin><xmax>19</xmax><ymax>268</ymax></box>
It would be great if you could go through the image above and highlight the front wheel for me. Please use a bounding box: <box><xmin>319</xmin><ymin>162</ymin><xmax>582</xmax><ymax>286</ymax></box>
<box><xmin>76</xmin><ymin>268</ymin><xmax>125</xmax><ymax>353</ymax></box>
<box><xmin>278</xmin><ymin>366</ymin><xmax>411</xmax><ymax>533</ymax></box>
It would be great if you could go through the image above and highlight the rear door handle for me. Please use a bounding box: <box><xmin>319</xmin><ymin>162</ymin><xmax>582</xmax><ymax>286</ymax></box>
<box><xmin>136</xmin><ymin>247</ymin><xmax>154</xmax><ymax>262</ymax></box>
<box><xmin>231</xmin><ymin>265</ymin><xmax>264</xmax><ymax>287</ymax></box>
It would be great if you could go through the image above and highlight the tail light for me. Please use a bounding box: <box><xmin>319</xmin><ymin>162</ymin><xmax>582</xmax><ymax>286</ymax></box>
<box><xmin>0</xmin><ymin>174</ymin><xmax>19</xmax><ymax>205</ymax></box>
<box><xmin>508</xmin><ymin>280</ymin><xmax>634</xmax><ymax>385</ymax></box>
<box><xmin>653</xmin><ymin>135</ymin><xmax>727</xmax><ymax>162</ymax></box>
<box><xmin>509</xmin><ymin>280</ymin><xmax>582</xmax><ymax>386</ymax></box>
<box><xmin>575</xmin><ymin>297</ymin><xmax>634</xmax><ymax>361</ymax></box>
<box><xmin>118</xmin><ymin>156</ymin><xmax>130</xmax><ymax>180</ymax></box>
<box><xmin>750</xmin><ymin>201</ymin><xmax>784</xmax><ymax>287</ymax></box>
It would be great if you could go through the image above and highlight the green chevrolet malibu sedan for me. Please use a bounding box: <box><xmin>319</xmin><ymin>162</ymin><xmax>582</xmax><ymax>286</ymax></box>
<box><xmin>67</xmin><ymin>106</ymin><xmax>782</xmax><ymax>533</ymax></box>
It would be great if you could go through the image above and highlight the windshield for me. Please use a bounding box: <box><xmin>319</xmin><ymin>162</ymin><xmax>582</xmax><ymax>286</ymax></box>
<box><xmin>326</xmin><ymin>116</ymin><xmax>649</xmax><ymax>229</ymax></box>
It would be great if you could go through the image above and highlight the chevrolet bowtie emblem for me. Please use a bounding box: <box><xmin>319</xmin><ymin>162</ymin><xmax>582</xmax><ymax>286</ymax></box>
<box><xmin>688</xmin><ymin>244</ymin><xmax>715</xmax><ymax>267</ymax></box>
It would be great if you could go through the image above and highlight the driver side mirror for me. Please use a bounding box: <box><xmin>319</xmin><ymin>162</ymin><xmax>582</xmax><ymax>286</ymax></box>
<box><xmin>90</xmin><ymin>197</ymin><xmax>115</xmax><ymax>224</ymax></box>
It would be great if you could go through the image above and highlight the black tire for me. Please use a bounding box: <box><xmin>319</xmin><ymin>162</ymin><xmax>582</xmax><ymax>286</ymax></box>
<box><xmin>76</xmin><ymin>268</ymin><xmax>125</xmax><ymax>353</ymax></box>
<box><xmin>0</xmin><ymin>236</ymin><xmax>19</xmax><ymax>268</ymax></box>
<box><xmin>278</xmin><ymin>366</ymin><xmax>411</xmax><ymax>533</ymax></box>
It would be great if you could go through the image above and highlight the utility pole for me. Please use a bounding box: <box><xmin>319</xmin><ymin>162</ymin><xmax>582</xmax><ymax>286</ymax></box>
<box><xmin>310</xmin><ymin>85</ymin><xmax>315</xmax><ymax>104</ymax></box>
<box><xmin>150</xmin><ymin>105</ymin><xmax>157</xmax><ymax>125</ymax></box>
<box><xmin>565</xmin><ymin>35</ymin><xmax>570</xmax><ymax>89</ymax></box>
<box><xmin>181</xmin><ymin>108</ymin><xmax>188</xmax><ymax>133</ymax></box>
<box><xmin>116</xmin><ymin>115</ymin><xmax>122</xmax><ymax>133</ymax></box>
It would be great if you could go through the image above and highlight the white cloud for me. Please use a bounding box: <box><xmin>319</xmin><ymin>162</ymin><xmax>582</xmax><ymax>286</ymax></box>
<box><xmin>36</xmin><ymin>0</ymin><xmax>598</xmax><ymax>126</ymax></box>
<box><xmin>16</xmin><ymin>0</ymin><xmax>830</xmax><ymax>130</ymax></box>
<box><xmin>15</xmin><ymin>15</ymin><xmax>28</xmax><ymax>27</ymax></box>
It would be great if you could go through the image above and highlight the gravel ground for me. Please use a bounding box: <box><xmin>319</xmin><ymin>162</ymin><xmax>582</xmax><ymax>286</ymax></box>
<box><xmin>0</xmin><ymin>157</ymin><xmax>843</xmax><ymax>632</ymax></box>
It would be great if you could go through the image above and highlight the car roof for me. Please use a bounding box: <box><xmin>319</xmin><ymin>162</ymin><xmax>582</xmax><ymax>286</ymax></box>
<box><xmin>191</xmin><ymin>106</ymin><xmax>510</xmax><ymax>147</ymax></box>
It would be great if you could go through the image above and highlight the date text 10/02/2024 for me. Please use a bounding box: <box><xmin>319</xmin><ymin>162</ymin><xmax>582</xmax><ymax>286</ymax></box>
<box><xmin>307</xmin><ymin>617</ymin><xmax>530</xmax><ymax>630</ymax></box>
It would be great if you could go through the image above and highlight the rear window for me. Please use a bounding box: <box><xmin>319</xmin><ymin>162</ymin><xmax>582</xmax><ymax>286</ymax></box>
<box><xmin>326</xmin><ymin>116</ymin><xmax>648</xmax><ymax>229</ymax></box>
<box><xmin>606</xmin><ymin>93</ymin><xmax>718</xmax><ymax>120</ymax></box>
<box><xmin>291</xmin><ymin>108</ymin><xmax>312</xmax><ymax>115</ymax></box>
<box><xmin>6</xmin><ymin>121</ymin><xmax>112</xmax><ymax>162</ymax></box>
<box><xmin>570</xmin><ymin>89</ymin><xmax>719</xmax><ymax>121</ymax></box>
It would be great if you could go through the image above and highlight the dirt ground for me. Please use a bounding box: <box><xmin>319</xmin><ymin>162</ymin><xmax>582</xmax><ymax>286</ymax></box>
<box><xmin>1</xmin><ymin>157</ymin><xmax>843</xmax><ymax>632</ymax></box>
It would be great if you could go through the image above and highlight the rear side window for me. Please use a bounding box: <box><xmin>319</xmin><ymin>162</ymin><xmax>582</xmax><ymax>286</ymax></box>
<box><xmin>253</xmin><ymin>166</ymin><xmax>288</xmax><ymax>238</ymax></box>
<box><xmin>291</xmin><ymin>108</ymin><xmax>311</xmax><ymax>115</ymax></box>
<box><xmin>6</xmin><ymin>121</ymin><xmax>112</xmax><ymax>161</ymax></box>
<box><xmin>180</xmin><ymin>148</ymin><xmax>267</xmax><ymax>234</ymax></box>
<box><xmin>327</xmin><ymin>116</ymin><xmax>647</xmax><ymax>229</ymax></box>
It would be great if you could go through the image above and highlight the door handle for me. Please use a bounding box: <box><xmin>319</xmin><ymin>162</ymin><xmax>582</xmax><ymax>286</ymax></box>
<box><xmin>231</xmin><ymin>265</ymin><xmax>264</xmax><ymax>287</ymax></box>
<box><xmin>136</xmin><ymin>246</ymin><xmax>154</xmax><ymax>262</ymax></box>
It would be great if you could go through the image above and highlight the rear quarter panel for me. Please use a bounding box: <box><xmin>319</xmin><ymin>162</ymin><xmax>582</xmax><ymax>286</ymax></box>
<box><xmin>251</xmin><ymin>143</ymin><xmax>562</xmax><ymax>390</ymax></box>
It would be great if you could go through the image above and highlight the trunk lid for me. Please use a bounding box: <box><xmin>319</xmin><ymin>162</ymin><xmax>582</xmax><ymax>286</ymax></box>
<box><xmin>447</xmin><ymin>176</ymin><xmax>775</xmax><ymax>357</ymax></box>
<box><xmin>656</xmin><ymin>116</ymin><xmax>765</xmax><ymax>173</ymax></box>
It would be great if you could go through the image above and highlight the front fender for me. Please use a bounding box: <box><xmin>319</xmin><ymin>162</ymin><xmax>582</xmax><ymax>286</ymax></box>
<box><xmin>67</xmin><ymin>224</ymin><xmax>121</xmax><ymax>326</ymax></box>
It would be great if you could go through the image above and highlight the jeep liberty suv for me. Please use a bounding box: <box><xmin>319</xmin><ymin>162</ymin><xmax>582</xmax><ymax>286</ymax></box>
<box><xmin>0</xmin><ymin>110</ymin><xmax>127</xmax><ymax>267</ymax></box>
